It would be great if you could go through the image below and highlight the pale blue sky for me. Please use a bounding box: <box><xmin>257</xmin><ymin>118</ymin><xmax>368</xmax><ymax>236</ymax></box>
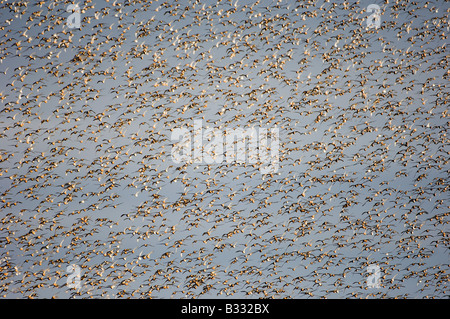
<box><xmin>0</xmin><ymin>0</ymin><xmax>448</xmax><ymax>298</ymax></box>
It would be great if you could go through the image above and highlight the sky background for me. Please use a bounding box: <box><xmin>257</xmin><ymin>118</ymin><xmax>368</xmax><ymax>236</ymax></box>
<box><xmin>0</xmin><ymin>0</ymin><xmax>448</xmax><ymax>298</ymax></box>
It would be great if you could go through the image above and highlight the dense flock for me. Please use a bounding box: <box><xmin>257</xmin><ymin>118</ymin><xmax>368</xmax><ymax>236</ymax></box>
<box><xmin>0</xmin><ymin>0</ymin><xmax>448</xmax><ymax>298</ymax></box>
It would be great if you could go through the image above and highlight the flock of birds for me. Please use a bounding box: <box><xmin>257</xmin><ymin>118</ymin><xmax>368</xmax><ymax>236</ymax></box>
<box><xmin>0</xmin><ymin>0</ymin><xmax>449</xmax><ymax>298</ymax></box>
